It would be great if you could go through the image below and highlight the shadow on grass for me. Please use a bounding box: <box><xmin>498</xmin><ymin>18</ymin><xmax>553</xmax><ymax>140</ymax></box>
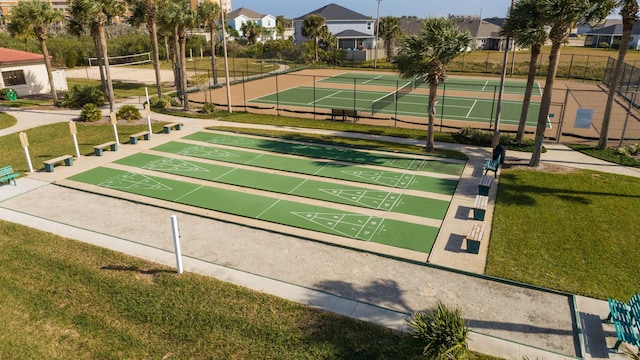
<box><xmin>101</xmin><ymin>264</ymin><xmax>175</xmax><ymax>275</ymax></box>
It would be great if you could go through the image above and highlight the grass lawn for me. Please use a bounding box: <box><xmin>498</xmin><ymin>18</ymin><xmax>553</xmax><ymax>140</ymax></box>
<box><xmin>486</xmin><ymin>168</ymin><xmax>640</xmax><ymax>300</ymax></box>
<box><xmin>66</xmin><ymin>78</ymin><xmax>172</xmax><ymax>99</ymax></box>
<box><xmin>0</xmin><ymin>112</ymin><xmax>17</xmax><ymax>130</ymax></box>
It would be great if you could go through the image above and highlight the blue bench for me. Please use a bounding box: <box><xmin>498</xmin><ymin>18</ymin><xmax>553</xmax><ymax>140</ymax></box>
<box><xmin>604</xmin><ymin>293</ymin><xmax>640</xmax><ymax>351</ymax></box>
<box><xmin>94</xmin><ymin>141</ymin><xmax>118</xmax><ymax>156</ymax></box>
<box><xmin>0</xmin><ymin>165</ymin><xmax>19</xmax><ymax>185</ymax></box>
<box><xmin>163</xmin><ymin>122</ymin><xmax>183</xmax><ymax>134</ymax></box>
<box><xmin>44</xmin><ymin>155</ymin><xmax>73</xmax><ymax>172</ymax></box>
<box><xmin>484</xmin><ymin>154</ymin><xmax>501</xmax><ymax>178</ymax></box>
<box><xmin>130</xmin><ymin>131</ymin><xmax>150</xmax><ymax>144</ymax></box>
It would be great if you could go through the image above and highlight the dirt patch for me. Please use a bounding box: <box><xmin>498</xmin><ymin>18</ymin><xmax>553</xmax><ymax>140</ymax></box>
<box><xmin>503</xmin><ymin>158</ymin><xmax>579</xmax><ymax>173</ymax></box>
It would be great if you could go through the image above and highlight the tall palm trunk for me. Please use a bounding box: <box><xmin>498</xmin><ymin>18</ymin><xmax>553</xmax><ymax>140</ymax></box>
<box><xmin>179</xmin><ymin>27</ymin><xmax>189</xmax><ymax>111</ymax></box>
<box><xmin>92</xmin><ymin>31</ymin><xmax>107</xmax><ymax>98</ymax></box>
<box><xmin>38</xmin><ymin>37</ymin><xmax>58</xmax><ymax>106</ymax></box>
<box><xmin>210</xmin><ymin>27</ymin><xmax>218</xmax><ymax>85</ymax></box>
<box><xmin>427</xmin><ymin>82</ymin><xmax>438</xmax><ymax>152</ymax></box>
<box><xmin>97</xmin><ymin>15</ymin><xmax>116</xmax><ymax>113</ymax></box>
<box><xmin>530</xmin><ymin>33</ymin><xmax>564</xmax><ymax>166</ymax></box>
<box><xmin>516</xmin><ymin>43</ymin><xmax>541</xmax><ymax>143</ymax></box>
<box><xmin>171</xmin><ymin>27</ymin><xmax>182</xmax><ymax>101</ymax></box>
<box><xmin>599</xmin><ymin>3</ymin><xmax>638</xmax><ymax>149</ymax></box>
<box><xmin>148</xmin><ymin>19</ymin><xmax>163</xmax><ymax>97</ymax></box>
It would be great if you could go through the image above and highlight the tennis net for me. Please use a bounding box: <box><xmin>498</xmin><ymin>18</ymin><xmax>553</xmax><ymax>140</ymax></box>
<box><xmin>371</xmin><ymin>82</ymin><xmax>413</xmax><ymax>115</ymax></box>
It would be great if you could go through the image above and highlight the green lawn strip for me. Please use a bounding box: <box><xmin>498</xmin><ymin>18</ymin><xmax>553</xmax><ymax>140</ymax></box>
<box><xmin>0</xmin><ymin>112</ymin><xmax>17</xmax><ymax>130</ymax></box>
<box><xmin>0</xmin><ymin>219</ymin><xmax>428</xmax><ymax>359</ymax></box>
<box><xmin>116</xmin><ymin>153</ymin><xmax>449</xmax><ymax>220</ymax></box>
<box><xmin>0</xmin><ymin>122</ymin><xmax>167</xmax><ymax>173</ymax></box>
<box><xmin>485</xmin><ymin>169</ymin><xmax>640</xmax><ymax>300</ymax></box>
<box><xmin>184</xmin><ymin>131</ymin><xmax>465</xmax><ymax>176</ymax></box>
<box><xmin>153</xmin><ymin>141</ymin><xmax>458</xmax><ymax>195</ymax></box>
<box><xmin>69</xmin><ymin>167</ymin><xmax>439</xmax><ymax>253</ymax></box>
<box><xmin>67</xmin><ymin>78</ymin><xmax>171</xmax><ymax>99</ymax></box>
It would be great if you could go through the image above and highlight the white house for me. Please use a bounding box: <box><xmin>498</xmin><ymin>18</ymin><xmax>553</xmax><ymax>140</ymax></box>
<box><xmin>226</xmin><ymin>7</ymin><xmax>277</xmax><ymax>41</ymax></box>
<box><xmin>293</xmin><ymin>3</ymin><xmax>375</xmax><ymax>50</ymax></box>
<box><xmin>0</xmin><ymin>47</ymin><xmax>67</xmax><ymax>98</ymax></box>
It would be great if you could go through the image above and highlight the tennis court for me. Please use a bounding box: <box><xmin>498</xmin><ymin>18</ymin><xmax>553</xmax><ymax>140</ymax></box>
<box><xmin>67</xmin><ymin>131</ymin><xmax>465</xmax><ymax>257</ymax></box>
<box><xmin>249</xmin><ymin>85</ymin><xmax>541</xmax><ymax>126</ymax></box>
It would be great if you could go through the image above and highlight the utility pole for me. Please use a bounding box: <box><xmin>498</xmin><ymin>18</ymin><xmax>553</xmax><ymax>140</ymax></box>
<box><xmin>491</xmin><ymin>0</ymin><xmax>515</xmax><ymax>148</ymax></box>
<box><xmin>374</xmin><ymin>0</ymin><xmax>381</xmax><ymax>69</ymax></box>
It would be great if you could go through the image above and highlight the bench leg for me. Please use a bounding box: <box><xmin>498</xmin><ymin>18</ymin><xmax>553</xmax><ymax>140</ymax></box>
<box><xmin>95</xmin><ymin>148</ymin><xmax>103</xmax><ymax>156</ymax></box>
<box><xmin>175</xmin><ymin>124</ymin><xmax>182</xmax><ymax>130</ymax></box>
<box><xmin>44</xmin><ymin>163</ymin><xmax>54</xmax><ymax>172</ymax></box>
<box><xmin>143</xmin><ymin>133</ymin><xmax>150</xmax><ymax>140</ymax></box>
<box><xmin>164</xmin><ymin>127</ymin><xmax>170</xmax><ymax>134</ymax></box>
<box><xmin>479</xmin><ymin>185</ymin><xmax>490</xmax><ymax>196</ymax></box>
<box><xmin>64</xmin><ymin>157</ymin><xmax>73</xmax><ymax>166</ymax></box>
<box><xmin>472</xmin><ymin>208</ymin><xmax>486</xmax><ymax>221</ymax></box>
<box><xmin>467</xmin><ymin>239</ymin><xmax>481</xmax><ymax>254</ymax></box>
<box><xmin>612</xmin><ymin>339</ymin><xmax>622</xmax><ymax>352</ymax></box>
<box><xmin>110</xmin><ymin>143</ymin><xmax>118</xmax><ymax>151</ymax></box>
<box><xmin>130</xmin><ymin>137</ymin><xmax>138</xmax><ymax>144</ymax></box>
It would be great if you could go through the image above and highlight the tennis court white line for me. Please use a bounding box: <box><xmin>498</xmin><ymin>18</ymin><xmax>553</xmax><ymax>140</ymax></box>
<box><xmin>466</xmin><ymin>100</ymin><xmax>477</xmax><ymax>118</ymax></box>
<box><xmin>308</xmin><ymin>90</ymin><xmax>342</xmax><ymax>105</ymax></box>
<box><xmin>362</xmin><ymin>75</ymin><xmax>383</xmax><ymax>84</ymax></box>
<box><xmin>481</xmin><ymin>81</ymin><xmax>489</xmax><ymax>92</ymax></box>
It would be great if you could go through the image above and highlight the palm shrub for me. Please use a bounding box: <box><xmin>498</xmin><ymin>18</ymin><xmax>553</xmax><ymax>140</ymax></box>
<box><xmin>202</xmin><ymin>102</ymin><xmax>217</xmax><ymax>114</ymax></box>
<box><xmin>406</xmin><ymin>300</ymin><xmax>469</xmax><ymax>359</ymax></box>
<box><xmin>79</xmin><ymin>103</ymin><xmax>102</xmax><ymax>122</ymax></box>
<box><xmin>117</xmin><ymin>105</ymin><xmax>141</xmax><ymax>121</ymax></box>
<box><xmin>61</xmin><ymin>85</ymin><xmax>105</xmax><ymax>108</ymax></box>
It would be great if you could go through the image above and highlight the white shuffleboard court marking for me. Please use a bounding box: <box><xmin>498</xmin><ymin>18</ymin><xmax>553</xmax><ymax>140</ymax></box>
<box><xmin>143</xmin><ymin>157</ymin><xmax>209</xmax><ymax>173</ymax></box>
<box><xmin>99</xmin><ymin>172</ymin><xmax>173</xmax><ymax>191</ymax></box>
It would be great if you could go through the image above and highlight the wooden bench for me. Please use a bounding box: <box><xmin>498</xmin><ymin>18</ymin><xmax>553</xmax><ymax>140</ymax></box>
<box><xmin>93</xmin><ymin>141</ymin><xmax>118</xmax><ymax>156</ymax></box>
<box><xmin>163</xmin><ymin>122</ymin><xmax>183</xmax><ymax>134</ymax></box>
<box><xmin>129</xmin><ymin>131</ymin><xmax>150</xmax><ymax>144</ymax></box>
<box><xmin>484</xmin><ymin>154</ymin><xmax>501</xmax><ymax>178</ymax></box>
<box><xmin>330</xmin><ymin>109</ymin><xmax>358</xmax><ymax>122</ymax></box>
<box><xmin>43</xmin><ymin>155</ymin><xmax>73</xmax><ymax>172</ymax></box>
<box><xmin>0</xmin><ymin>165</ymin><xmax>19</xmax><ymax>185</ymax></box>
<box><xmin>471</xmin><ymin>194</ymin><xmax>489</xmax><ymax>221</ymax></box>
<box><xmin>466</xmin><ymin>223</ymin><xmax>484</xmax><ymax>254</ymax></box>
<box><xmin>478</xmin><ymin>175</ymin><xmax>493</xmax><ymax>196</ymax></box>
<box><xmin>604</xmin><ymin>293</ymin><xmax>640</xmax><ymax>351</ymax></box>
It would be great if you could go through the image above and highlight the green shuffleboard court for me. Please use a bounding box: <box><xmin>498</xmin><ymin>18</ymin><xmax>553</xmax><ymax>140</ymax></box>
<box><xmin>153</xmin><ymin>141</ymin><xmax>459</xmax><ymax>195</ymax></box>
<box><xmin>248</xmin><ymin>86</ymin><xmax>542</xmax><ymax>127</ymax></box>
<box><xmin>115</xmin><ymin>153</ymin><xmax>450</xmax><ymax>220</ymax></box>
<box><xmin>68</xmin><ymin>167</ymin><xmax>440</xmax><ymax>253</ymax></box>
<box><xmin>184</xmin><ymin>131</ymin><xmax>465</xmax><ymax>176</ymax></box>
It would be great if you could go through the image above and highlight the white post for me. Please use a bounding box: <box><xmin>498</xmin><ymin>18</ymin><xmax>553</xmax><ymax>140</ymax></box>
<box><xmin>145</xmin><ymin>87</ymin><xmax>152</xmax><ymax>136</ymax></box>
<box><xmin>19</xmin><ymin>132</ymin><xmax>33</xmax><ymax>173</ymax></box>
<box><xmin>110</xmin><ymin>112</ymin><xmax>120</xmax><ymax>145</ymax></box>
<box><xmin>170</xmin><ymin>215</ymin><xmax>183</xmax><ymax>274</ymax></box>
<box><xmin>69</xmin><ymin>121</ymin><xmax>80</xmax><ymax>158</ymax></box>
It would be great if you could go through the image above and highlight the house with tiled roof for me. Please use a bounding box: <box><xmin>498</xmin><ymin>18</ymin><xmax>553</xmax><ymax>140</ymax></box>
<box><xmin>0</xmin><ymin>47</ymin><xmax>67</xmax><ymax>97</ymax></box>
<box><xmin>584</xmin><ymin>22</ymin><xmax>640</xmax><ymax>49</ymax></box>
<box><xmin>452</xmin><ymin>16</ymin><xmax>508</xmax><ymax>51</ymax></box>
<box><xmin>293</xmin><ymin>3</ymin><xmax>375</xmax><ymax>51</ymax></box>
<box><xmin>226</xmin><ymin>7</ymin><xmax>277</xmax><ymax>41</ymax></box>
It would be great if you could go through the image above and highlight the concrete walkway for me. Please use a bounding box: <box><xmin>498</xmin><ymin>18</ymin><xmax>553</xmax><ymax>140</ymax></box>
<box><xmin>0</xmin><ymin>103</ymin><xmax>636</xmax><ymax>359</ymax></box>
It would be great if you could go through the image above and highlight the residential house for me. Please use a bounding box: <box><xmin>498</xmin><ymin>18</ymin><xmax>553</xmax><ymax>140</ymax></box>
<box><xmin>294</xmin><ymin>3</ymin><xmax>375</xmax><ymax>51</ymax></box>
<box><xmin>584</xmin><ymin>23</ymin><xmax>640</xmax><ymax>49</ymax></box>
<box><xmin>190</xmin><ymin>0</ymin><xmax>232</xmax><ymax>13</ymax></box>
<box><xmin>0</xmin><ymin>47</ymin><xmax>67</xmax><ymax>98</ymax></box>
<box><xmin>452</xmin><ymin>16</ymin><xmax>508</xmax><ymax>51</ymax></box>
<box><xmin>226</xmin><ymin>7</ymin><xmax>277</xmax><ymax>42</ymax></box>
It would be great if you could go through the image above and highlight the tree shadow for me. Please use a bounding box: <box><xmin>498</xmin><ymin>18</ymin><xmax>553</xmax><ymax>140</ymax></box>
<box><xmin>101</xmin><ymin>264</ymin><xmax>175</xmax><ymax>275</ymax></box>
<box><xmin>313</xmin><ymin>278</ymin><xmax>413</xmax><ymax>314</ymax></box>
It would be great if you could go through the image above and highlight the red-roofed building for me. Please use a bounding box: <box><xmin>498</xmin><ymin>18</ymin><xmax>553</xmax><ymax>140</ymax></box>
<box><xmin>0</xmin><ymin>47</ymin><xmax>67</xmax><ymax>97</ymax></box>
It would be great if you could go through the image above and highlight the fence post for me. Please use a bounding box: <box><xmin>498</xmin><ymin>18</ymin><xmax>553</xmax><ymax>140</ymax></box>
<box><xmin>620</xmin><ymin>91</ymin><xmax>637</xmax><ymax>147</ymax></box>
<box><xmin>583</xmin><ymin>56</ymin><xmax>590</xmax><ymax>82</ymax></box>
<box><xmin>567</xmin><ymin>54</ymin><xmax>574</xmax><ymax>79</ymax></box>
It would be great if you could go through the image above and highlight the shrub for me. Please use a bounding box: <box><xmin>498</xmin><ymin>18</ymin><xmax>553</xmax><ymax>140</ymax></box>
<box><xmin>117</xmin><ymin>105</ymin><xmax>141</xmax><ymax>121</ymax></box>
<box><xmin>147</xmin><ymin>95</ymin><xmax>174</xmax><ymax>110</ymax></box>
<box><xmin>453</xmin><ymin>127</ymin><xmax>493</xmax><ymax>146</ymax></box>
<box><xmin>80</xmin><ymin>103</ymin><xmax>102</xmax><ymax>122</ymax></box>
<box><xmin>0</xmin><ymin>88</ymin><xmax>17</xmax><ymax>100</ymax></box>
<box><xmin>406</xmin><ymin>301</ymin><xmax>469</xmax><ymax>360</ymax></box>
<box><xmin>61</xmin><ymin>85</ymin><xmax>105</xmax><ymax>108</ymax></box>
<box><xmin>201</xmin><ymin>102</ymin><xmax>217</xmax><ymax>114</ymax></box>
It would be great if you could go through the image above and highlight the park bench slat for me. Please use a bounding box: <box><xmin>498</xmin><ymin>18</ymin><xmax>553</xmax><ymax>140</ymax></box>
<box><xmin>43</xmin><ymin>155</ymin><xmax>73</xmax><ymax>172</ymax></box>
<box><xmin>465</xmin><ymin>223</ymin><xmax>484</xmax><ymax>254</ymax></box>
<box><xmin>0</xmin><ymin>165</ymin><xmax>19</xmax><ymax>185</ymax></box>
<box><xmin>130</xmin><ymin>131</ymin><xmax>150</xmax><ymax>144</ymax></box>
<box><xmin>163</xmin><ymin>122</ymin><xmax>183</xmax><ymax>134</ymax></box>
<box><xmin>472</xmin><ymin>194</ymin><xmax>488</xmax><ymax>221</ymax></box>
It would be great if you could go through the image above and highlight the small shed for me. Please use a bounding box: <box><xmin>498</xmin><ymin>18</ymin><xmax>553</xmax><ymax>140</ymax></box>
<box><xmin>0</xmin><ymin>47</ymin><xmax>67</xmax><ymax>98</ymax></box>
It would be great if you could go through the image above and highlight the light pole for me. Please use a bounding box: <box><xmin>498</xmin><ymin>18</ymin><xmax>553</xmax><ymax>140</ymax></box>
<box><xmin>374</xmin><ymin>0</ymin><xmax>381</xmax><ymax>69</ymax></box>
<box><xmin>491</xmin><ymin>0</ymin><xmax>515</xmax><ymax>148</ymax></box>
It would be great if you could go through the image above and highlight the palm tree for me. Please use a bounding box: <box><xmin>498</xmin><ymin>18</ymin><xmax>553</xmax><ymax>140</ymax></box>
<box><xmin>378</xmin><ymin>16</ymin><xmax>403</xmax><ymax>61</ymax></box>
<box><xmin>393</xmin><ymin>17</ymin><xmax>471</xmax><ymax>152</ymax></box>
<box><xmin>7</xmin><ymin>0</ymin><xmax>63</xmax><ymax>106</ymax></box>
<box><xmin>70</xmin><ymin>0</ymin><xmax>125</xmax><ymax>113</ymax></box>
<box><xmin>406</xmin><ymin>301</ymin><xmax>470</xmax><ymax>359</ymax></box>
<box><xmin>598</xmin><ymin>0</ymin><xmax>639</xmax><ymax>150</ymax></box>
<box><xmin>128</xmin><ymin>0</ymin><xmax>164</xmax><ymax>97</ymax></box>
<box><xmin>240</xmin><ymin>20</ymin><xmax>260</xmax><ymax>44</ymax></box>
<box><xmin>502</xmin><ymin>0</ymin><xmax>548</xmax><ymax>144</ymax></box>
<box><xmin>197</xmin><ymin>1</ymin><xmax>220</xmax><ymax>85</ymax></box>
<box><xmin>275</xmin><ymin>15</ymin><xmax>288</xmax><ymax>40</ymax></box>
<box><xmin>529</xmin><ymin>0</ymin><xmax>615</xmax><ymax>166</ymax></box>
<box><xmin>301</xmin><ymin>14</ymin><xmax>326</xmax><ymax>63</ymax></box>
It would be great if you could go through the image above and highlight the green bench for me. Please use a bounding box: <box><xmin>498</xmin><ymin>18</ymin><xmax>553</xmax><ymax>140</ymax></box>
<box><xmin>478</xmin><ymin>175</ymin><xmax>492</xmax><ymax>196</ymax></box>
<box><xmin>130</xmin><ymin>131</ymin><xmax>150</xmax><ymax>144</ymax></box>
<box><xmin>44</xmin><ymin>155</ymin><xmax>73</xmax><ymax>172</ymax></box>
<box><xmin>0</xmin><ymin>165</ymin><xmax>19</xmax><ymax>185</ymax></box>
<box><xmin>484</xmin><ymin>154</ymin><xmax>501</xmax><ymax>178</ymax></box>
<box><xmin>94</xmin><ymin>141</ymin><xmax>118</xmax><ymax>156</ymax></box>
<box><xmin>163</xmin><ymin>122</ymin><xmax>183</xmax><ymax>134</ymax></box>
<box><xmin>471</xmin><ymin>194</ymin><xmax>488</xmax><ymax>221</ymax></box>
<box><xmin>604</xmin><ymin>293</ymin><xmax>640</xmax><ymax>351</ymax></box>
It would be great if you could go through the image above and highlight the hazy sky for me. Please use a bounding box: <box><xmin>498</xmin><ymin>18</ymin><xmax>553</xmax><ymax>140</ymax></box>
<box><xmin>230</xmin><ymin>0</ymin><xmax>514</xmax><ymax>19</ymax></box>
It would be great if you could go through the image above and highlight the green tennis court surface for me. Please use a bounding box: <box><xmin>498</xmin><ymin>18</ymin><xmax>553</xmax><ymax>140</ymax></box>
<box><xmin>153</xmin><ymin>141</ymin><xmax>458</xmax><ymax>195</ymax></box>
<box><xmin>248</xmin><ymin>85</ymin><xmax>541</xmax><ymax>126</ymax></box>
<box><xmin>319</xmin><ymin>72</ymin><xmax>415</xmax><ymax>88</ymax></box>
<box><xmin>184</xmin><ymin>131</ymin><xmax>464</xmax><ymax>176</ymax></box>
<box><xmin>68</xmin><ymin>167</ymin><xmax>440</xmax><ymax>253</ymax></box>
<box><xmin>115</xmin><ymin>153</ymin><xmax>449</xmax><ymax>220</ymax></box>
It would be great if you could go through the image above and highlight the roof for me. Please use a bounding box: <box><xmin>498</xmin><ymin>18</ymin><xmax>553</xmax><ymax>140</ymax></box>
<box><xmin>453</xmin><ymin>18</ymin><xmax>504</xmax><ymax>39</ymax></box>
<box><xmin>587</xmin><ymin>23</ymin><xmax>640</xmax><ymax>36</ymax></box>
<box><xmin>296</xmin><ymin>3</ymin><xmax>370</xmax><ymax>21</ymax></box>
<box><xmin>0</xmin><ymin>47</ymin><xmax>45</xmax><ymax>65</ymax></box>
<box><xmin>226</xmin><ymin>7</ymin><xmax>264</xmax><ymax>20</ymax></box>
<box><xmin>333</xmin><ymin>29</ymin><xmax>373</xmax><ymax>38</ymax></box>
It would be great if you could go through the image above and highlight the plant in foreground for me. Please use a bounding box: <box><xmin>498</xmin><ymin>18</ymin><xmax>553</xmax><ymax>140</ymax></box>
<box><xmin>406</xmin><ymin>300</ymin><xmax>470</xmax><ymax>359</ymax></box>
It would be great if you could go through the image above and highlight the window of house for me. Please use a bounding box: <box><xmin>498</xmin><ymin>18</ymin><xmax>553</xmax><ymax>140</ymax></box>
<box><xmin>2</xmin><ymin>70</ymin><xmax>26</xmax><ymax>86</ymax></box>
<box><xmin>367</xmin><ymin>22</ymin><xmax>372</xmax><ymax>31</ymax></box>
